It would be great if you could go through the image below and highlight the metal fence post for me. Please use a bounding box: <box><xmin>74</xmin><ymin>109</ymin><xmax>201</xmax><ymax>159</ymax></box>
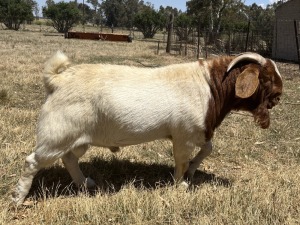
<box><xmin>294</xmin><ymin>20</ymin><xmax>300</xmax><ymax>69</ymax></box>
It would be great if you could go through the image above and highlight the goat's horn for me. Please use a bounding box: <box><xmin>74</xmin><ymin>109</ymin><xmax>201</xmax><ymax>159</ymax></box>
<box><xmin>227</xmin><ymin>52</ymin><xmax>267</xmax><ymax>72</ymax></box>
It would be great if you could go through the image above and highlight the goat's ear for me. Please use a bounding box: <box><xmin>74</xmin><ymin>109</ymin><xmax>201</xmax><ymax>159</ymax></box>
<box><xmin>235</xmin><ymin>67</ymin><xmax>260</xmax><ymax>98</ymax></box>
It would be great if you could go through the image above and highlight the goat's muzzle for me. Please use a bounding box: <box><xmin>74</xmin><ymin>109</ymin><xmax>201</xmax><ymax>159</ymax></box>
<box><xmin>267</xmin><ymin>96</ymin><xmax>281</xmax><ymax>109</ymax></box>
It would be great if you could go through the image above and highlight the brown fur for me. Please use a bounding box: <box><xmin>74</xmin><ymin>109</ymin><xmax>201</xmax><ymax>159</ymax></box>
<box><xmin>204</xmin><ymin>57</ymin><xmax>283</xmax><ymax>141</ymax></box>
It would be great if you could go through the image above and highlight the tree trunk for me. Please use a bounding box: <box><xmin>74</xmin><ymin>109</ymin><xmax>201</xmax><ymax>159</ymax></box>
<box><xmin>166</xmin><ymin>13</ymin><xmax>174</xmax><ymax>53</ymax></box>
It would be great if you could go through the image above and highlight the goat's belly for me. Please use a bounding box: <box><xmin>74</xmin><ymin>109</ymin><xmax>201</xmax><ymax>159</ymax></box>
<box><xmin>90</xmin><ymin>91</ymin><xmax>174</xmax><ymax>146</ymax></box>
<box><xmin>91</xmin><ymin>124</ymin><xmax>170</xmax><ymax>147</ymax></box>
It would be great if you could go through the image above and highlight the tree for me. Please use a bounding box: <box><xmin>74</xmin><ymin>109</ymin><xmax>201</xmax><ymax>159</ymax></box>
<box><xmin>187</xmin><ymin>0</ymin><xmax>242</xmax><ymax>41</ymax></box>
<box><xmin>87</xmin><ymin>0</ymin><xmax>100</xmax><ymax>12</ymax></box>
<box><xmin>123</xmin><ymin>0</ymin><xmax>144</xmax><ymax>28</ymax></box>
<box><xmin>43</xmin><ymin>2</ymin><xmax>81</xmax><ymax>33</ymax></box>
<box><xmin>102</xmin><ymin>0</ymin><xmax>126</xmax><ymax>27</ymax></box>
<box><xmin>101</xmin><ymin>0</ymin><xmax>144</xmax><ymax>28</ymax></box>
<box><xmin>33</xmin><ymin>2</ymin><xmax>39</xmax><ymax>19</ymax></box>
<box><xmin>133</xmin><ymin>5</ymin><xmax>166</xmax><ymax>38</ymax></box>
<box><xmin>46</xmin><ymin>0</ymin><xmax>55</xmax><ymax>7</ymax></box>
<box><xmin>174</xmin><ymin>13</ymin><xmax>193</xmax><ymax>41</ymax></box>
<box><xmin>158</xmin><ymin>5</ymin><xmax>180</xmax><ymax>30</ymax></box>
<box><xmin>77</xmin><ymin>2</ymin><xmax>93</xmax><ymax>24</ymax></box>
<box><xmin>246</xmin><ymin>2</ymin><xmax>281</xmax><ymax>33</ymax></box>
<box><xmin>0</xmin><ymin>0</ymin><xmax>35</xmax><ymax>30</ymax></box>
<box><xmin>244</xmin><ymin>3</ymin><xmax>281</xmax><ymax>53</ymax></box>
<box><xmin>87</xmin><ymin>0</ymin><xmax>101</xmax><ymax>26</ymax></box>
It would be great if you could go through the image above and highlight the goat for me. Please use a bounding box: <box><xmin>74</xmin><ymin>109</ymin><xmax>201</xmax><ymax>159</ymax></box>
<box><xmin>12</xmin><ymin>51</ymin><xmax>283</xmax><ymax>206</ymax></box>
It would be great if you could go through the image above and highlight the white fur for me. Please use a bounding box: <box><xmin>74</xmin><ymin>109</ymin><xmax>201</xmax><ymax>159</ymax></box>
<box><xmin>270</xmin><ymin>59</ymin><xmax>282</xmax><ymax>78</ymax></box>
<box><xmin>13</xmin><ymin>51</ymin><xmax>283</xmax><ymax>206</ymax></box>
<box><xmin>13</xmin><ymin>52</ymin><xmax>213</xmax><ymax>206</ymax></box>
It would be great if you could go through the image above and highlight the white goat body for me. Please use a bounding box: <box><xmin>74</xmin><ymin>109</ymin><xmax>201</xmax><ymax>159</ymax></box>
<box><xmin>41</xmin><ymin>58</ymin><xmax>211</xmax><ymax>149</ymax></box>
<box><xmin>12</xmin><ymin>51</ymin><xmax>282</xmax><ymax>206</ymax></box>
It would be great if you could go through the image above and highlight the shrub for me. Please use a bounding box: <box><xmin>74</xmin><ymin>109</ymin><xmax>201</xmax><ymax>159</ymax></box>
<box><xmin>42</xmin><ymin>1</ymin><xmax>81</xmax><ymax>33</ymax></box>
<box><xmin>0</xmin><ymin>0</ymin><xmax>34</xmax><ymax>30</ymax></box>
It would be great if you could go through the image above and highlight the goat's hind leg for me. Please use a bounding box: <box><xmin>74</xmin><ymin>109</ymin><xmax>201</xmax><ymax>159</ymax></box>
<box><xmin>12</xmin><ymin>147</ymin><xmax>62</xmax><ymax>206</ymax></box>
<box><xmin>61</xmin><ymin>145</ymin><xmax>96</xmax><ymax>188</ymax></box>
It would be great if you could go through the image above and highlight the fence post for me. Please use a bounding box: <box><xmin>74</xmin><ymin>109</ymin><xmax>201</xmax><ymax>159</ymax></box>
<box><xmin>228</xmin><ymin>31</ymin><xmax>231</xmax><ymax>55</ymax></box>
<box><xmin>294</xmin><ymin>20</ymin><xmax>300</xmax><ymax>69</ymax></box>
<box><xmin>273</xmin><ymin>19</ymin><xmax>278</xmax><ymax>59</ymax></box>
<box><xmin>185</xmin><ymin>26</ymin><xmax>188</xmax><ymax>56</ymax></box>
<box><xmin>245</xmin><ymin>20</ymin><xmax>250</xmax><ymax>52</ymax></box>
<box><xmin>250</xmin><ymin>31</ymin><xmax>254</xmax><ymax>51</ymax></box>
<box><xmin>157</xmin><ymin>41</ymin><xmax>160</xmax><ymax>55</ymax></box>
<box><xmin>197</xmin><ymin>25</ymin><xmax>201</xmax><ymax>59</ymax></box>
<box><xmin>204</xmin><ymin>31</ymin><xmax>208</xmax><ymax>58</ymax></box>
<box><xmin>166</xmin><ymin>13</ymin><xmax>174</xmax><ymax>53</ymax></box>
<box><xmin>179</xmin><ymin>41</ymin><xmax>182</xmax><ymax>55</ymax></box>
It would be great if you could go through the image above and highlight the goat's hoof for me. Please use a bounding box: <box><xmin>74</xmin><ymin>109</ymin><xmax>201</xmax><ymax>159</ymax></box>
<box><xmin>177</xmin><ymin>181</ymin><xmax>189</xmax><ymax>189</ymax></box>
<box><xmin>184</xmin><ymin>171</ymin><xmax>194</xmax><ymax>183</ymax></box>
<box><xmin>11</xmin><ymin>192</ymin><xmax>25</xmax><ymax>207</ymax></box>
<box><xmin>109</xmin><ymin>147</ymin><xmax>120</xmax><ymax>153</ymax></box>
<box><xmin>86</xmin><ymin>177</ymin><xmax>96</xmax><ymax>188</ymax></box>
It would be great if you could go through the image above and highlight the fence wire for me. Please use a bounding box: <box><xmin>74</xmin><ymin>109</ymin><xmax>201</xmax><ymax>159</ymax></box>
<box><xmin>131</xmin><ymin>20</ymin><xmax>300</xmax><ymax>69</ymax></box>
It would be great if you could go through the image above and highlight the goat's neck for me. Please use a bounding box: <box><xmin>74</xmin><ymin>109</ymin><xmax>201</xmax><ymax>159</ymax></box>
<box><xmin>204</xmin><ymin>59</ymin><xmax>241</xmax><ymax>140</ymax></box>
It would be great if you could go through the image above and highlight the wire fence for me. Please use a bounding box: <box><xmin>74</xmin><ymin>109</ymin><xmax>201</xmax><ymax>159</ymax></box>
<box><xmin>13</xmin><ymin>18</ymin><xmax>300</xmax><ymax>68</ymax></box>
<box><xmin>131</xmin><ymin>27</ymin><xmax>274</xmax><ymax>60</ymax></box>
<box><xmin>97</xmin><ymin>23</ymin><xmax>300</xmax><ymax>70</ymax></box>
<box><xmin>131</xmin><ymin>20</ymin><xmax>300</xmax><ymax>69</ymax></box>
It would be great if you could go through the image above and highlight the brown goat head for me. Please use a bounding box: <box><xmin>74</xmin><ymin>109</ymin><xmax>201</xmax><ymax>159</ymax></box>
<box><xmin>227</xmin><ymin>53</ymin><xmax>283</xmax><ymax>129</ymax></box>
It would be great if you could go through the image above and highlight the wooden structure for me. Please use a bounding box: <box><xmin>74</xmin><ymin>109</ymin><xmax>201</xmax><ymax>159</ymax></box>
<box><xmin>65</xmin><ymin>31</ymin><xmax>132</xmax><ymax>42</ymax></box>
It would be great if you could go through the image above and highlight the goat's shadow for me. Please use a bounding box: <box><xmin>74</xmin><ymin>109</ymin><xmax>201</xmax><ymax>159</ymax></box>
<box><xmin>28</xmin><ymin>157</ymin><xmax>231</xmax><ymax>200</ymax></box>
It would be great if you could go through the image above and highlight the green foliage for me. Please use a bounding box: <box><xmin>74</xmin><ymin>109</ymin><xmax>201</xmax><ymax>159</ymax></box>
<box><xmin>246</xmin><ymin>3</ymin><xmax>277</xmax><ymax>34</ymax></box>
<box><xmin>186</xmin><ymin>0</ymin><xmax>243</xmax><ymax>44</ymax></box>
<box><xmin>221</xmin><ymin>3</ymin><xmax>248</xmax><ymax>31</ymax></box>
<box><xmin>0</xmin><ymin>0</ymin><xmax>35</xmax><ymax>30</ymax></box>
<box><xmin>158</xmin><ymin>5</ymin><xmax>180</xmax><ymax>30</ymax></box>
<box><xmin>133</xmin><ymin>6</ymin><xmax>166</xmax><ymax>38</ymax></box>
<box><xmin>102</xmin><ymin>0</ymin><xmax>144</xmax><ymax>28</ymax></box>
<box><xmin>86</xmin><ymin>0</ymin><xmax>102</xmax><ymax>25</ymax></box>
<box><xmin>246</xmin><ymin>3</ymin><xmax>278</xmax><ymax>53</ymax></box>
<box><xmin>123</xmin><ymin>0</ymin><xmax>145</xmax><ymax>28</ymax></box>
<box><xmin>102</xmin><ymin>0</ymin><xmax>126</xmax><ymax>27</ymax></box>
<box><xmin>188</xmin><ymin>0</ymin><xmax>243</xmax><ymax>32</ymax></box>
<box><xmin>78</xmin><ymin>2</ymin><xmax>93</xmax><ymax>25</ymax></box>
<box><xmin>174</xmin><ymin>13</ymin><xmax>193</xmax><ymax>41</ymax></box>
<box><xmin>87</xmin><ymin>0</ymin><xmax>99</xmax><ymax>9</ymax></box>
<box><xmin>174</xmin><ymin>13</ymin><xmax>192</xmax><ymax>28</ymax></box>
<box><xmin>42</xmin><ymin>1</ymin><xmax>81</xmax><ymax>33</ymax></box>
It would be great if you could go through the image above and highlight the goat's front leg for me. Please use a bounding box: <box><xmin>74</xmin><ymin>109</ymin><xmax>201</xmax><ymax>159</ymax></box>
<box><xmin>62</xmin><ymin>145</ymin><xmax>96</xmax><ymax>188</ymax></box>
<box><xmin>172</xmin><ymin>141</ymin><xmax>194</xmax><ymax>186</ymax></box>
<box><xmin>185</xmin><ymin>141</ymin><xmax>212</xmax><ymax>182</ymax></box>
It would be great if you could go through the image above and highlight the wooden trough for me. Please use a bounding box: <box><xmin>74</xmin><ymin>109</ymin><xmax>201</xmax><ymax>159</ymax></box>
<box><xmin>65</xmin><ymin>31</ymin><xmax>132</xmax><ymax>42</ymax></box>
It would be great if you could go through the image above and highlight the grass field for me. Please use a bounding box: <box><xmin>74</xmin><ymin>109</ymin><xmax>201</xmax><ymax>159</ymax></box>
<box><xmin>0</xmin><ymin>25</ymin><xmax>300</xmax><ymax>224</ymax></box>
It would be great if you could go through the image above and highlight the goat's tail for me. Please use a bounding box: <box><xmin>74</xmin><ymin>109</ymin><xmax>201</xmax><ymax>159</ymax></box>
<box><xmin>43</xmin><ymin>51</ymin><xmax>70</xmax><ymax>93</ymax></box>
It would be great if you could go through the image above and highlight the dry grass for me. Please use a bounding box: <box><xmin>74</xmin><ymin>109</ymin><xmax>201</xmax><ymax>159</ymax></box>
<box><xmin>0</xmin><ymin>25</ymin><xmax>300</xmax><ymax>224</ymax></box>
